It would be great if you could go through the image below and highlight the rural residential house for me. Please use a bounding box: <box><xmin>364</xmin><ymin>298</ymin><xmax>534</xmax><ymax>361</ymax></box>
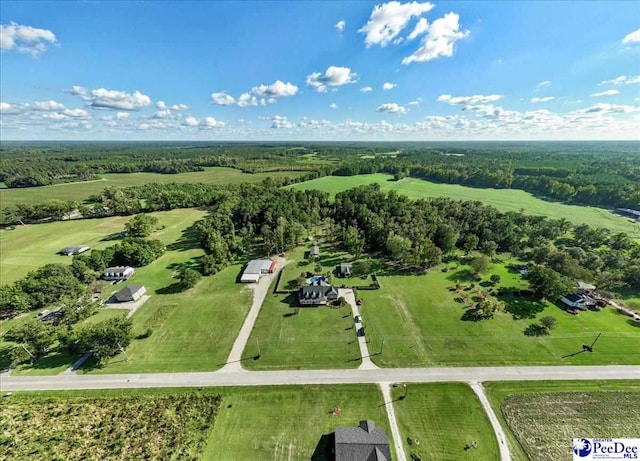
<box><xmin>103</xmin><ymin>266</ymin><xmax>135</xmax><ymax>281</ymax></box>
<box><xmin>338</xmin><ymin>263</ymin><xmax>353</xmax><ymax>277</ymax></box>
<box><xmin>298</xmin><ymin>285</ymin><xmax>339</xmax><ymax>306</ymax></box>
<box><xmin>334</xmin><ymin>420</ymin><xmax>392</xmax><ymax>461</ymax></box>
<box><xmin>560</xmin><ymin>293</ymin><xmax>596</xmax><ymax>310</ymax></box>
<box><xmin>59</xmin><ymin>245</ymin><xmax>90</xmax><ymax>256</ymax></box>
<box><xmin>240</xmin><ymin>259</ymin><xmax>276</xmax><ymax>283</ymax></box>
<box><xmin>114</xmin><ymin>285</ymin><xmax>146</xmax><ymax>303</ymax></box>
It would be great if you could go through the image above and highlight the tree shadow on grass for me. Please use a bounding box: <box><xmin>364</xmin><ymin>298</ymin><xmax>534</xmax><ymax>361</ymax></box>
<box><xmin>311</xmin><ymin>433</ymin><xmax>334</xmax><ymax>461</ymax></box>
<box><xmin>0</xmin><ymin>345</ymin><xmax>13</xmax><ymax>372</ymax></box>
<box><xmin>628</xmin><ymin>319</ymin><xmax>640</xmax><ymax>328</ymax></box>
<box><xmin>280</xmin><ymin>293</ymin><xmax>300</xmax><ymax>308</ymax></box>
<box><xmin>499</xmin><ymin>294</ymin><xmax>546</xmax><ymax>320</ymax></box>
<box><xmin>524</xmin><ymin>323</ymin><xmax>549</xmax><ymax>337</ymax></box>
<box><xmin>165</xmin><ymin>223</ymin><xmax>201</xmax><ymax>252</ymax></box>
<box><xmin>20</xmin><ymin>350</ymin><xmax>77</xmax><ymax>372</ymax></box>
<box><xmin>156</xmin><ymin>282</ymin><xmax>185</xmax><ymax>295</ymax></box>
<box><xmin>446</xmin><ymin>269</ymin><xmax>475</xmax><ymax>283</ymax></box>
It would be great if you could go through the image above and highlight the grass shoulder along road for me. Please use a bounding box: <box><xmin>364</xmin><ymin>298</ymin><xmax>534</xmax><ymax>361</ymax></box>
<box><xmin>289</xmin><ymin>174</ymin><xmax>640</xmax><ymax>238</ymax></box>
<box><xmin>484</xmin><ymin>380</ymin><xmax>640</xmax><ymax>461</ymax></box>
<box><xmin>390</xmin><ymin>382</ymin><xmax>499</xmax><ymax>461</ymax></box>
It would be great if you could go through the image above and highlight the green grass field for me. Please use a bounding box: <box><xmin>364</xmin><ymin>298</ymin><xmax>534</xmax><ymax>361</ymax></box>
<box><xmin>391</xmin><ymin>383</ymin><xmax>499</xmax><ymax>461</ymax></box>
<box><xmin>484</xmin><ymin>381</ymin><xmax>640</xmax><ymax>461</ymax></box>
<box><xmin>203</xmin><ymin>384</ymin><xmax>394</xmax><ymax>461</ymax></box>
<box><xmin>359</xmin><ymin>258</ymin><xmax>640</xmax><ymax>367</ymax></box>
<box><xmin>0</xmin><ymin>167</ymin><xmax>307</xmax><ymax>206</ymax></box>
<box><xmin>290</xmin><ymin>174</ymin><xmax>640</xmax><ymax>237</ymax></box>
<box><xmin>0</xmin><ymin>208</ymin><xmax>207</xmax><ymax>285</ymax></box>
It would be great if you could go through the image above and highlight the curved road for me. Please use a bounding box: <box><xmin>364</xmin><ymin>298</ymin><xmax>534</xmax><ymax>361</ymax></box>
<box><xmin>2</xmin><ymin>365</ymin><xmax>638</xmax><ymax>392</ymax></box>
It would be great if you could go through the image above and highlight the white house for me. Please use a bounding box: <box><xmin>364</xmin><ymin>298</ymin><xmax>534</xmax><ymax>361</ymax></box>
<box><xmin>103</xmin><ymin>266</ymin><xmax>135</xmax><ymax>281</ymax></box>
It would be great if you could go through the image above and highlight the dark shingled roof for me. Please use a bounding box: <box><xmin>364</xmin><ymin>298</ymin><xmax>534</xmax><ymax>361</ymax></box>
<box><xmin>115</xmin><ymin>285</ymin><xmax>145</xmax><ymax>300</ymax></box>
<box><xmin>563</xmin><ymin>293</ymin><xmax>583</xmax><ymax>303</ymax></box>
<box><xmin>334</xmin><ymin>420</ymin><xmax>391</xmax><ymax>461</ymax></box>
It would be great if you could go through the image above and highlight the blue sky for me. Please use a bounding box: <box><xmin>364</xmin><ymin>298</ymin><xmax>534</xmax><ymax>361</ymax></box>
<box><xmin>1</xmin><ymin>1</ymin><xmax>639</xmax><ymax>140</ymax></box>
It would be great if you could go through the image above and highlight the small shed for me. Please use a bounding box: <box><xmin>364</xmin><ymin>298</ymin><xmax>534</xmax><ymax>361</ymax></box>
<box><xmin>59</xmin><ymin>245</ymin><xmax>90</xmax><ymax>256</ymax></box>
<box><xmin>338</xmin><ymin>263</ymin><xmax>353</xmax><ymax>277</ymax></box>
<box><xmin>103</xmin><ymin>266</ymin><xmax>135</xmax><ymax>281</ymax></box>
<box><xmin>114</xmin><ymin>285</ymin><xmax>146</xmax><ymax>303</ymax></box>
<box><xmin>309</xmin><ymin>244</ymin><xmax>320</xmax><ymax>258</ymax></box>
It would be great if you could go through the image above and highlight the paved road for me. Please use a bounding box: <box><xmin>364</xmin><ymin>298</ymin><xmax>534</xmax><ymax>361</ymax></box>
<box><xmin>471</xmin><ymin>382</ymin><xmax>511</xmax><ymax>461</ymax></box>
<box><xmin>380</xmin><ymin>382</ymin><xmax>407</xmax><ymax>461</ymax></box>
<box><xmin>340</xmin><ymin>288</ymin><xmax>377</xmax><ymax>370</ymax></box>
<box><xmin>221</xmin><ymin>257</ymin><xmax>287</xmax><ymax>372</ymax></box>
<box><xmin>2</xmin><ymin>365</ymin><xmax>638</xmax><ymax>392</ymax></box>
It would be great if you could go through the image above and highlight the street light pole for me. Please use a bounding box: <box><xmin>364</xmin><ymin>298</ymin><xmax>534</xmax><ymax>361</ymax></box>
<box><xmin>380</xmin><ymin>336</ymin><xmax>386</xmax><ymax>355</ymax></box>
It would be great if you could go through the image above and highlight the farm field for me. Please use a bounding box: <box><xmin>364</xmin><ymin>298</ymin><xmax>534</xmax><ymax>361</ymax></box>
<box><xmin>0</xmin><ymin>208</ymin><xmax>207</xmax><ymax>285</ymax></box>
<box><xmin>290</xmin><ymin>174</ymin><xmax>640</xmax><ymax>237</ymax></box>
<box><xmin>0</xmin><ymin>390</ymin><xmax>221</xmax><ymax>461</ymax></box>
<box><xmin>484</xmin><ymin>381</ymin><xmax>640</xmax><ymax>461</ymax></box>
<box><xmin>0</xmin><ymin>167</ymin><xmax>308</xmax><ymax>206</ymax></box>
<box><xmin>358</xmin><ymin>258</ymin><xmax>640</xmax><ymax>367</ymax></box>
<box><xmin>390</xmin><ymin>383</ymin><xmax>499</xmax><ymax>461</ymax></box>
<box><xmin>202</xmin><ymin>384</ymin><xmax>394</xmax><ymax>461</ymax></box>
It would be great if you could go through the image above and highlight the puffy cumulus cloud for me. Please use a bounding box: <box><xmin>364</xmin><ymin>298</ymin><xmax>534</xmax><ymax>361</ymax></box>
<box><xmin>0</xmin><ymin>102</ymin><xmax>29</xmax><ymax>114</ymax></box>
<box><xmin>67</xmin><ymin>86</ymin><xmax>152</xmax><ymax>110</ymax></box>
<box><xmin>590</xmin><ymin>89</ymin><xmax>620</xmax><ymax>97</ymax></box>
<box><xmin>437</xmin><ymin>93</ymin><xmax>502</xmax><ymax>105</ymax></box>
<box><xmin>598</xmin><ymin>75</ymin><xmax>640</xmax><ymax>85</ymax></box>
<box><xmin>359</xmin><ymin>1</ymin><xmax>435</xmax><ymax>47</ymax></box>
<box><xmin>335</xmin><ymin>20</ymin><xmax>346</xmax><ymax>32</ymax></box>
<box><xmin>184</xmin><ymin>116</ymin><xmax>199</xmax><ymax>127</ymax></box>
<box><xmin>151</xmin><ymin>109</ymin><xmax>172</xmax><ymax>119</ymax></box>
<box><xmin>270</xmin><ymin>115</ymin><xmax>293</xmax><ymax>129</ymax></box>
<box><xmin>116</xmin><ymin>112</ymin><xmax>129</xmax><ymax>120</ymax></box>
<box><xmin>530</xmin><ymin>96</ymin><xmax>555</xmax><ymax>103</ymax></box>
<box><xmin>407</xmin><ymin>17</ymin><xmax>429</xmax><ymax>40</ymax></box>
<box><xmin>211</xmin><ymin>92</ymin><xmax>236</xmax><ymax>106</ymax></box>
<box><xmin>383</xmin><ymin>82</ymin><xmax>397</xmax><ymax>90</ymax></box>
<box><xmin>329</xmin><ymin>103</ymin><xmax>338</xmax><ymax>109</ymax></box>
<box><xmin>573</xmin><ymin>103</ymin><xmax>638</xmax><ymax>115</ymax></box>
<box><xmin>537</xmin><ymin>80</ymin><xmax>551</xmax><ymax>87</ymax></box>
<box><xmin>33</xmin><ymin>100</ymin><xmax>65</xmax><ymax>111</ymax></box>
<box><xmin>377</xmin><ymin>102</ymin><xmax>407</xmax><ymax>114</ymax></box>
<box><xmin>402</xmin><ymin>12</ymin><xmax>470</xmax><ymax>64</ymax></box>
<box><xmin>62</xmin><ymin>108</ymin><xmax>90</xmax><ymax>118</ymax></box>
<box><xmin>622</xmin><ymin>28</ymin><xmax>640</xmax><ymax>44</ymax></box>
<box><xmin>0</xmin><ymin>22</ymin><xmax>57</xmax><ymax>57</ymax></box>
<box><xmin>360</xmin><ymin>86</ymin><xmax>373</xmax><ymax>93</ymax></box>
<box><xmin>306</xmin><ymin>66</ymin><xmax>358</xmax><ymax>92</ymax></box>
<box><xmin>237</xmin><ymin>93</ymin><xmax>261</xmax><ymax>107</ymax></box>
<box><xmin>251</xmin><ymin>80</ymin><xmax>298</xmax><ymax>98</ymax></box>
<box><xmin>202</xmin><ymin>117</ymin><xmax>225</xmax><ymax>128</ymax></box>
<box><xmin>156</xmin><ymin>101</ymin><xmax>189</xmax><ymax>110</ymax></box>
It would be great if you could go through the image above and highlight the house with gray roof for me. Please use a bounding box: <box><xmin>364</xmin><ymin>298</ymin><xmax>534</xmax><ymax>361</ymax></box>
<box><xmin>310</xmin><ymin>244</ymin><xmax>320</xmax><ymax>258</ymax></box>
<box><xmin>59</xmin><ymin>245</ymin><xmax>90</xmax><ymax>256</ymax></box>
<box><xmin>338</xmin><ymin>263</ymin><xmax>353</xmax><ymax>277</ymax></box>
<box><xmin>334</xmin><ymin>420</ymin><xmax>391</xmax><ymax>461</ymax></box>
<box><xmin>298</xmin><ymin>285</ymin><xmax>339</xmax><ymax>306</ymax></box>
<box><xmin>114</xmin><ymin>285</ymin><xmax>146</xmax><ymax>303</ymax></box>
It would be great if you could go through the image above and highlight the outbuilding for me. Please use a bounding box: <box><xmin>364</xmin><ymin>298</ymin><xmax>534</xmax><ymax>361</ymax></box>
<box><xmin>240</xmin><ymin>259</ymin><xmax>275</xmax><ymax>283</ymax></box>
<box><xmin>103</xmin><ymin>266</ymin><xmax>135</xmax><ymax>281</ymax></box>
<box><xmin>59</xmin><ymin>245</ymin><xmax>90</xmax><ymax>256</ymax></box>
<box><xmin>309</xmin><ymin>244</ymin><xmax>320</xmax><ymax>258</ymax></box>
<box><xmin>114</xmin><ymin>285</ymin><xmax>146</xmax><ymax>303</ymax></box>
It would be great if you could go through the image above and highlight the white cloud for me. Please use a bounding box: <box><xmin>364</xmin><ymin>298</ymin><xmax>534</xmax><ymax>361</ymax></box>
<box><xmin>184</xmin><ymin>116</ymin><xmax>199</xmax><ymax>126</ymax></box>
<box><xmin>0</xmin><ymin>102</ymin><xmax>29</xmax><ymax>114</ymax></box>
<box><xmin>306</xmin><ymin>66</ymin><xmax>358</xmax><ymax>92</ymax></box>
<box><xmin>437</xmin><ymin>94</ymin><xmax>503</xmax><ymax>105</ymax></box>
<box><xmin>383</xmin><ymin>82</ymin><xmax>397</xmax><ymax>90</ymax></box>
<box><xmin>116</xmin><ymin>112</ymin><xmax>129</xmax><ymax>120</ymax></box>
<box><xmin>237</xmin><ymin>93</ymin><xmax>260</xmax><ymax>107</ymax></box>
<box><xmin>537</xmin><ymin>80</ymin><xmax>551</xmax><ymax>87</ymax></box>
<box><xmin>530</xmin><ymin>96</ymin><xmax>555</xmax><ymax>103</ymax></box>
<box><xmin>360</xmin><ymin>86</ymin><xmax>373</xmax><ymax>93</ymax></box>
<box><xmin>359</xmin><ymin>1</ymin><xmax>435</xmax><ymax>47</ymax></box>
<box><xmin>329</xmin><ymin>103</ymin><xmax>338</xmax><ymax>109</ymax></box>
<box><xmin>622</xmin><ymin>28</ymin><xmax>640</xmax><ymax>44</ymax></box>
<box><xmin>377</xmin><ymin>102</ymin><xmax>407</xmax><ymax>114</ymax></box>
<box><xmin>62</xmin><ymin>108</ymin><xmax>90</xmax><ymax>118</ymax></box>
<box><xmin>270</xmin><ymin>115</ymin><xmax>293</xmax><ymax>129</ymax></box>
<box><xmin>407</xmin><ymin>17</ymin><xmax>429</xmax><ymax>40</ymax></box>
<box><xmin>408</xmin><ymin>99</ymin><xmax>421</xmax><ymax>106</ymax></box>
<box><xmin>590</xmin><ymin>89</ymin><xmax>620</xmax><ymax>97</ymax></box>
<box><xmin>211</xmin><ymin>92</ymin><xmax>236</xmax><ymax>106</ymax></box>
<box><xmin>335</xmin><ymin>20</ymin><xmax>346</xmax><ymax>32</ymax></box>
<box><xmin>574</xmin><ymin>103</ymin><xmax>638</xmax><ymax>115</ymax></box>
<box><xmin>33</xmin><ymin>100</ymin><xmax>65</xmax><ymax>111</ymax></box>
<box><xmin>0</xmin><ymin>22</ymin><xmax>57</xmax><ymax>57</ymax></box>
<box><xmin>67</xmin><ymin>87</ymin><xmax>151</xmax><ymax>110</ymax></box>
<box><xmin>251</xmin><ymin>80</ymin><xmax>299</xmax><ymax>98</ymax></box>
<box><xmin>402</xmin><ymin>12</ymin><xmax>470</xmax><ymax>64</ymax></box>
<box><xmin>202</xmin><ymin>117</ymin><xmax>225</xmax><ymax>128</ymax></box>
<box><xmin>598</xmin><ymin>75</ymin><xmax>640</xmax><ymax>85</ymax></box>
<box><xmin>157</xmin><ymin>101</ymin><xmax>188</xmax><ymax>110</ymax></box>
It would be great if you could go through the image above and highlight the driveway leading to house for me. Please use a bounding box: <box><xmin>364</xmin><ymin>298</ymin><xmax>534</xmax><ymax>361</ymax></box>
<box><xmin>104</xmin><ymin>294</ymin><xmax>151</xmax><ymax>319</ymax></box>
<box><xmin>470</xmin><ymin>381</ymin><xmax>511</xmax><ymax>461</ymax></box>
<box><xmin>380</xmin><ymin>382</ymin><xmax>408</xmax><ymax>461</ymax></box>
<box><xmin>340</xmin><ymin>288</ymin><xmax>377</xmax><ymax>370</ymax></box>
<box><xmin>220</xmin><ymin>257</ymin><xmax>288</xmax><ymax>372</ymax></box>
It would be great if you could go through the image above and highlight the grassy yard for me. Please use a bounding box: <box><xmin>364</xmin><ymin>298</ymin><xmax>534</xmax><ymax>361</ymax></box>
<box><xmin>0</xmin><ymin>167</ymin><xmax>308</xmax><ymax>206</ymax></box>
<box><xmin>0</xmin><ymin>390</ymin><xmax>221</xmax><ymax>461</ymax></box>
<box><xmin>290</xmin><ymin>174</ymin><xmax>640</xmax><ymax>238</ymax></box>
<box><xmin>359</xmin><ymin>258</ymin><xmax>640</xmax><ymax>367</ymax></box>
<box><xmin>203</xmin><ymin>384</ymin><xmax>394</xmax><ymax>461</ymax></box>
<box><xmin>484</xmin><ymin>381</ymin><xmax>640</xmax><ymax>461</ymax></box>
<box><xmin>391</xmin><ymin>383</ymin><xmax>499</xmax><ymax>461</ymax></box>
<box><xmin>0</xmin><ymin>208</ymin><xmax>207</xmax><ymax>285</ymax></box>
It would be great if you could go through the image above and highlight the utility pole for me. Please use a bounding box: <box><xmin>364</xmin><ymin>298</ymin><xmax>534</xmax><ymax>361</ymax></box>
<box><xmin>117</xmin><ymin>343</ymin><xmax>130</xmax><ymax>362</ymax></box>
<box><xmin>255</xmin><ymin>339</ymin><xmax>261</xmax><ymax>359</ymax></box>
<box><xmin>379</xmin><ymin>336</ymin><xmax>386</xmax><ymax>355</ymax></box>
<box><xmin>20</xmin><ymin>344</ymin><xmax>35</xmax><ymax>363</ymax></box>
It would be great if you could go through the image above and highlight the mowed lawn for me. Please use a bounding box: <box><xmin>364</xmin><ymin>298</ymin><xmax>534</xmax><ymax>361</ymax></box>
<box><xmin>202</xmin><ymin>384</ymin><xmax>394</xmax><ymax>461</ymax></box>
<box><xmin>391</xmin><ymin>383</ymin><xmax>499</xmax><ymax>461</ymax></box>
<box><xmin>0</xmin><ymin>208</ymin><xmax>207</xmax><ymax>285</ymax></box>
<box><xmin>359</xmin><ymin>261</ymin><xmax>640</xmax><ymax>367</ymax></box>
<box><xmin>484</xmin><ymin>381</ymin><xmax>640</xmax><ymax>461</ymax></box>
<box><xmin>290</xmin><ymin>174</ymin><xmax>640</xmax><ymax>237</ymax></box>
<box><xmin>0</xmin><ymin>167</ymin><xmax>308</xmax><ymax>206</ymax></box>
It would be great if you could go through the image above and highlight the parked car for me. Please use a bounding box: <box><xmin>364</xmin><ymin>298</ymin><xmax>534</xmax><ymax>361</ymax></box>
<box><xmin>358</xmin><ymin>327</ymin><xmax>365</xmax><ymax>337</ymax></box>
<box><xmin>354</xmin><ymin>315</ymin><xmax>362</xmax><ymax>323</ymax></box>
